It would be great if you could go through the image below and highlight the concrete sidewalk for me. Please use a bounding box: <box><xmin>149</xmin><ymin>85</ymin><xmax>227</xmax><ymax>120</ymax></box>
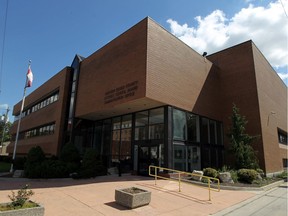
<box><xmin>0</xmin><ymin>174</ymin><xmax>259</xmax><ymax>216</ymax></box>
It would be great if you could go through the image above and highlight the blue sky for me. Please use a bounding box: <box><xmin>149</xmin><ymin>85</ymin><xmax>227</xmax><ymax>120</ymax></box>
<box><xmin>0</xmin><ymin>0</ymin><xmax>287</xmax><ymax>121</ymax></box>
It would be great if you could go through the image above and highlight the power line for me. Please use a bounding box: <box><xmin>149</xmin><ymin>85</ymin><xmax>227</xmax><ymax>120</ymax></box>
<box><xmin>280</xmin><ymin>0</ymin><xmax>288</xmax><ymax>18</ymax></box>
<box><xmin>0</xmin><ymin>0</ymin><xmax>9</xmax><ymax>96</ymax></box>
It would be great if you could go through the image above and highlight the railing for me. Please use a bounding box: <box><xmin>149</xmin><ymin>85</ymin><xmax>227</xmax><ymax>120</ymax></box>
<box><xmin>149</xmin><ymin>165</ymin><xmax>220</xmax><ymax>201</ymax></box>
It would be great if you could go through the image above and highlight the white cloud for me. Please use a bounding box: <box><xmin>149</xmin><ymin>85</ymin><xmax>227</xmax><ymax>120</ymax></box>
<box><xmin>167</xmin><ymin>0</ymin><xmax>288</xmax><ymax>69</ymax></box>
<box><xmin>278</xmin><ymin>72</ymin><xmax>288</xmax><ymax>80</ymax></box>
<box><xmin>0</xmin><ymin>104</ymin><xmax>9</xmax><ymax>110</ymax></box>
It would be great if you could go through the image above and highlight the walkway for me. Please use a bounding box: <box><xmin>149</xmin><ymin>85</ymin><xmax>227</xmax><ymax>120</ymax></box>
<box><xmin>213</xmin><ymin>181</ymin><xmax>288</xmax><ymax>216</ymax></box>
<box><xmin>0</xmin><ymin>174</ymin><xmax>270</xmax><ymax>216</ymax></box>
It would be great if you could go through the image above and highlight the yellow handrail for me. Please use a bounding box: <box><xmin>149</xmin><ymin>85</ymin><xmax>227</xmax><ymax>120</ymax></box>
<box><xmin>148</xmin><ymin>165</ymin><xmax>220</xmax><ymax>201</ymax></box>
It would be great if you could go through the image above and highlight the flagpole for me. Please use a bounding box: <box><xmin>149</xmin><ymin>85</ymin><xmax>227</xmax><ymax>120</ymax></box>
<box><xmin>10</xmin><ymin>60</ymin><xmax>31</xmax><ymax>173</ymax></box>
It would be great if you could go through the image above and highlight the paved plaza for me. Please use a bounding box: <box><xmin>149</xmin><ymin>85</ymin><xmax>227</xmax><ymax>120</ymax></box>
<box><xmin>0</xmin><ymin>174</ymin><xmax>286</xmax><ymax>216</ymax></box>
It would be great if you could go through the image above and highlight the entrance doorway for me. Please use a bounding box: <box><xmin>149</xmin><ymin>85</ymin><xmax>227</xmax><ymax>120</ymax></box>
<box><xmin>173</xmin><ymin>144</ymin><xmax>201</xmax><ymax>172</ymax></box>
<box><xmin>137</xmin><ymin>145</ymin><xmax>159</xmax><ymax>175</ymax></box>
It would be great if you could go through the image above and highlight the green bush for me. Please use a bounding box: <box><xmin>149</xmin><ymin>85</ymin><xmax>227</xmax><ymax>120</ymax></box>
<box><xmin>230</xmin><ymin>170</ymin><xmax>239</xmax><ymax>183</ymax></box>
<box><xmin>40</xmin><ymin>159</ymin><xmax>69</xmax><ymax>178</ymax></box>
<box><xmin>24</xmin><ymin>163</ymin><xmax>42</xmax><ymax>178</ymax></box>
<box><xmin>24</xmin><ymin>146</ymin><xmax>45</xmax><ymax>178</ymax></box>
<box><xmin>203</xmin><ymin>167</ymin><xmax>218</xmax><ymax>178</ymax></box>
<box><xmin>8</xmin><ymin>185</ymin><xmax>34</xmax><ymax>208</ymax></box>
<box><xmin>26</xmin><ymin>146</ymin><xmax>45</xmax><ymax>164</ymax></box>
<box><xmin>59</xmin><ymin>143</ymin><xmax>80</xmax><ymax>174</ymax></box>
<box><xmin>60</xmin><ymin>143</ymin><xmax>80</xmax><ymax>163</ymax></box>
<box><xmin>75</xmin><ymin>149</ymin><xmax>107</xmax><ymax>179</ymax></box>
<box><xmin>237</xmin><ymin>169</ymin><xmax>258</xmax><ymax>184</ymax></box>
<box><xmin>277</xmin><ymin>171</ymin><xmax>287</xmax><ymax>180</ymax></box>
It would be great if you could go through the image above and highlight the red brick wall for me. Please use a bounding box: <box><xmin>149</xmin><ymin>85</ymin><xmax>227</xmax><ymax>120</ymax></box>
<box><xmin>252</xmin><ymin>43</ymin><xmax>287</xmax><ymax>174</ymax></box>
<box><xmin>75</xmin><ymin>18</ymin><xmax>148</xmax><ymax>120</ymax></box>
<box><xmin>8</xmin><ymin>67</ymin><xmax>72</xmax><ymax>156</ymax></box>
<box><xmin>146</xmin><ymin>18</ymin><xmax>214</xmax><ymax>115</ymax></box>
<box><xmin>208</xmin><ymin>41</ymin><xmax>264</xmax><ymax>170</ymax></box>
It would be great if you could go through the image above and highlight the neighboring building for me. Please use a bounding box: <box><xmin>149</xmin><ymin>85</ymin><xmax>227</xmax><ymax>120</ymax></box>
<box><xmin>8</xmin><ymin>17</ymin><xmax>287</xmax><ymax>176</ymax></box>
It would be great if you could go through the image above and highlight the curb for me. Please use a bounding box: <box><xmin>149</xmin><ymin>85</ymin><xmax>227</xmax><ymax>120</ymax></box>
<box><xmin>219</xmin><ymin>179</ymin><xmax>285</xmax><ymax>191</ymax></box>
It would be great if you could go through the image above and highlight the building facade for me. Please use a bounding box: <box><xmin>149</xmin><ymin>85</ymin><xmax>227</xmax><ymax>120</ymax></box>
<box><xmin>8</xmin><ymin>17</ymin><xmax>287</xmax><ymax>176</ymax></box>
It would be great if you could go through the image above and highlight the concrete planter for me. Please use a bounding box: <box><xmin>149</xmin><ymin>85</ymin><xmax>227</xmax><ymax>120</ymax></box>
<box><xmin>0</xmin><ymin>202</ymin><xmax>44</xmax><ymax>216</ymax></box>
<box><xmin>115</xmin><ymin>187</ymin><xmax>151</xmax><ymax>209</ymax></box>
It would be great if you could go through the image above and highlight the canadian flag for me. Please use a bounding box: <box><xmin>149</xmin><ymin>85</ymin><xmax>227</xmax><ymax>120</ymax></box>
<box><xmin>26</xmin><ymin>65</ymin><xmax>33</xmax><ymax>88</ymax></box>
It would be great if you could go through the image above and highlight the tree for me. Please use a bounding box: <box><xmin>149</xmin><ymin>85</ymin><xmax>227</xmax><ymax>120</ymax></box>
<box><xmin>227</xmin><ymin>104</ymin><xmax>259</xmax><ymax>169</ymax></box>
<box><xmin>0</xmin><ymin>119</ymin><xmax>12</xmax><ymax>143</ymax></box>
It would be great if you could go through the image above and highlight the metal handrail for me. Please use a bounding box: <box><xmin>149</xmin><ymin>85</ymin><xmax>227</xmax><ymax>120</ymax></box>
<box><xmin>148</xmin><ymin>165</ymin><xmax>220</xmax><ymax>201</ymax></box>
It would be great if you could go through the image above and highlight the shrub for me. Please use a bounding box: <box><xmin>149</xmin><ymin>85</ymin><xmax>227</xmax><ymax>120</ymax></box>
<box><xmin>256</xmin><ymin>168</ymin><xmax>265</xmax><ymax>177</ymax></box>
<box><xmin>24</xmin><ymin>146</ymin><xmax>45</xmax><ymax>178</ymax></box>
<box><xmin>8</xmin><ymin>184</ymin><xmax>34</xmax><ymax>208</ymax></box>
<box><xmin>40</xmin><ymin>159</ymin><xmax>69</xmax><ymax>178</ymax></box>
<box><xmin>60</xmin><ymin>143</ymin><xmax>80</xmax><ymax>163</ymax></box>
<box><xmin>26</xmin><ymin>146</ymin><xmax>45</xmax><ymax>164</ymax></box>
<box><xmin>277</xmin><ymin>171</ymin><xmax>287</xmax><ymax>180</ymax></box>
<box><xmin>75</xmin><ymin>149</ymin><xmax>107</xmax><ymax>179</ymax></box>
<box><xmin>237</xmin><ymin>169</ymin><xmax>258</xmax><ymax>184</ymax></box>
<box><xmin>203</xmin><ymin>167</ymin><xmax>218</xmax><ymax>178</ymax></box>
<box><xmin>230</xmin><ymin>170</ymin><xmax>239</xmax><ymax>183</ymax></box>
<box><xmin>59</xmin><ymin>143</ymin><xmax>81</xmax><ymax>175</ymax></box>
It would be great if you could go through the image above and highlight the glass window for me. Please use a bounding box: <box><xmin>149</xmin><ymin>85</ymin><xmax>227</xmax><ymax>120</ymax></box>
<box><xmin>112</xmin><ymin>117</ymin><xmax>121</xmax><ymax>130</ymax></box>
<box><xmin>121</xmin><ymin>128</ymin><xmax>131</xmax><ymax>156</ymax></box>
<box><xmin>121</xmin><ymin>115</ymin><xmax>132</xmax><ymax>129</ymax></box>
<box><xmin>135</xmin><ymin>111</ymin><xmax>148</xmax><ymax>126</ymax></box>
<box><xmin>112</xmin><ymin>130</ymin><xmax>120</xmax><ymax>158</ymax></box>
<box><xmin>149</xmin><ymin>124</ymin><xmax>164</xmax><ymax>140</ymax></box>
<box><xmin>73</xmin><ymin>70</ymin><xmax>77</xmax><ymax>81</ymax></box>
<box><xmin>173</xmin><ymin>109</ymin><xmax>187</xmax><ymax>140</ymax></box>
<box><xmin>149</xmin><ymin>108</ymin><xmax>164</xmax><ymax>140</ymax></box>
<box><xmin>135</xmin><ymin>127</ymin><xmax>147</xmax><ymax>140</ymax></box>
<box><xmin>135</xmin><ymin>111</ymin><xmax>148</xmax><ymax>140</ymax></box>
<box><xmin>187</xmin><ymin>114</ymin><xmax>200</xmax><ymax>142</ymax></box>
<box><xmin>216</xmin><ymin>122</ymin><xmax>223</xmax><ymax>145</ymax></box>
<box><xmin>159</xmin><ymin>144</ymin><xmax>164</xmax><ymax>167</ymax></box>
<box><xmin>72</xmin><ymin>81</ymin><xmax>76</xmax><ymax>92</ymax></box>
<box><xmin>278</xmin><ymin>129</ymin><xmax>287</xmax><ymax>145</ymax></box>
<box><xmin>201</xmin><ymin>118</ymin><xmax>209</xmax><ymax>144</ymax></box>
<box><xmin>209</xmin><ymin>120</ymin><xmax>216</xmax><ymax>144</ymax></box>
<box><xmin>149</xmin><ymin>108</ymin><xmax>164</xmax><ymax>124</ymax></box>
<box><xmin>54</xmin><ymin>93</ymin><xmax>59</xmax><ymax>101</ymax></box>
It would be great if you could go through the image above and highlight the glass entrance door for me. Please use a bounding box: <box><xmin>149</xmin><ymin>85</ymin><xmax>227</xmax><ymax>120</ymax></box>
<box><xmin>187</xmin><ymin>146</ymin><xmax>201</xmax><ymax>171</ymax></box>
<box><xmin>138</xmin><ymin>145</ymin><xmax>159</xmax><ymax>175</ymax></box>
<box><xmin>174</xmin><ymin>144</ymin><xmax>201</xmax><ymax>172</ymax></box>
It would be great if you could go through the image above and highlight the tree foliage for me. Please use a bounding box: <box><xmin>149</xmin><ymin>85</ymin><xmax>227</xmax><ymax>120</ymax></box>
<box><xmin>227</xmin><ymin>104</ymin><xmax>259</xmax><ymax>169</ymax></box>
<box><xmin>0</xmin><ymin>120</ymin><xmax>12</xmax><ymax>142</ymax></box>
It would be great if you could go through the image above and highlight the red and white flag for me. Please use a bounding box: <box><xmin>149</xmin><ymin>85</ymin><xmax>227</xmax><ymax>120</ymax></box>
<box><xmin>26</xmin><ymin>65</ymin><xmax>33</xmax><ymax>88</ymax></box>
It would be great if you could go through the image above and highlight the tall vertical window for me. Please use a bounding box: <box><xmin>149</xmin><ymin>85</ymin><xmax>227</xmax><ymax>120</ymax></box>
<box><xmin>209</xmin><ymin>120</ymin><xmax>216</xmax><ymax>144</ymax></box>
<box><xmin>149</xmin><ymin>108</ymin><xmax>164</xmax><ymax>140</ymax></box>
<box><xmin>135</xmin><ymin>111</ymin><xmax>148</xmax><ymax>140</ymax></box>
<box><xmin>112</xmin><ymin>117</ymin><xmax>121</xmax><ymax>160</ymax></box>
<box><xmin>278</xmin><ymin>128</ymin><xmax>287</xmax><ymax>145</ymax></box>
<box><xmin>201</xmin><ymin>118</ymin><xmax>209</xmax><ymax>144</ymax></box>
<box><xmin>173</xmin><ymin>109</ymin><xmax>187</xmax><ymax>140</ymax></box>
<box><xmin>121</xmin><ymin>115</ymin><xmax>132</xmax><ymax>158</ymax></box>
<box><xmin>187</xmin><ymin>114</ymin><xmax>200</xmax><ymax>142</ymax></box>
<box><xmin>216</xmin><ymin>122</ymin><xmax>223</xmax><ymax>145</ymax></box>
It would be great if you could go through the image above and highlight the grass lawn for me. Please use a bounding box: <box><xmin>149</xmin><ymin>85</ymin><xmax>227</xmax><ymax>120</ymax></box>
<box><xmin>0</xmin><ymin>161</ymin><xmax>11</xmax><ymax>172</ymax></box>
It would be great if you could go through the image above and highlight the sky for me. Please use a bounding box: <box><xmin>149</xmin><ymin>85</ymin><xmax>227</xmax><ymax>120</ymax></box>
<box><xmin>0</xmin><ymin>0</ymin><xmax>287</xmax><ymax>121</ymax></box>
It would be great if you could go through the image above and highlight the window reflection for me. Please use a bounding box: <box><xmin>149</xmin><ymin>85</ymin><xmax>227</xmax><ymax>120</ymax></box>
<box><xmin>149</xmin><ymin>108</ymin><xmax>164</xmax><ymax>140</ymax></box>
<box><xmin>173</xmin><ymin>109</ymin><xmax>187</xmax><ymax>140</ymax></box>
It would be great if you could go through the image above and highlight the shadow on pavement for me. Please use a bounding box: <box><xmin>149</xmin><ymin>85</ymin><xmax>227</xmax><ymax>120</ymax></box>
<box><xmin>0</xmin><ymin>174</ymin><xmax>153</xmax><ymax>191</ymax></box>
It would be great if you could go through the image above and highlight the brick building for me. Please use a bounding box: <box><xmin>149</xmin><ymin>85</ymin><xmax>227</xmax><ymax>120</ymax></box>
<box><xmin>8</xmin><ymin>17</ymin><xmax>287</xmax><ymax>176</ymax></box>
